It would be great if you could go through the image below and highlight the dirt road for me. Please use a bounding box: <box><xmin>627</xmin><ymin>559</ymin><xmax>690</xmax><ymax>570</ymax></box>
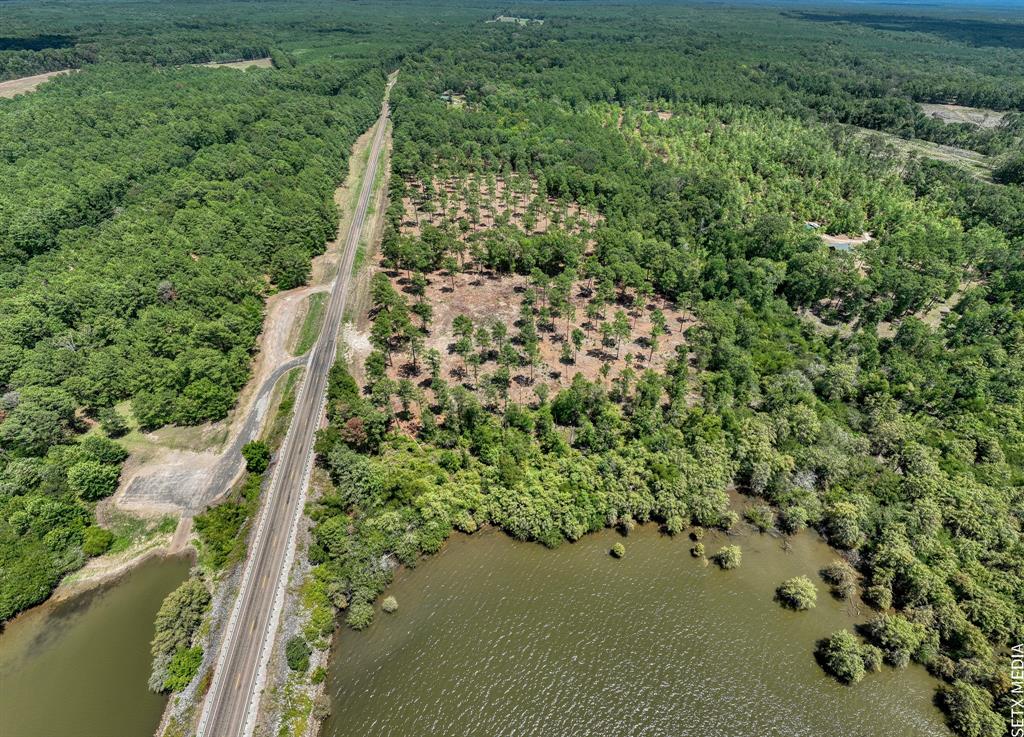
<box><xmin>119</xmin><ymin>355</ymin><xmax>307</xmax><ymax>515</ymax></box>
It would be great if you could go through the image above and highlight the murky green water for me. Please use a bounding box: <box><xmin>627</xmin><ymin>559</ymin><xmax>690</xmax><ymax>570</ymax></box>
<box><xmin>324</xmin><ymin>525</ymin><xmax>949</xmax><ymax>737</ymax></box>
<box><xmin>0</xmin><ymin>554</ymin><xmax>191</xmax><ymax>737</ymax></box>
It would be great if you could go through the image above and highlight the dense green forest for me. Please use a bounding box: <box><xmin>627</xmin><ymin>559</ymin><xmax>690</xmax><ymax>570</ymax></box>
<box><xmin>0</xmin><ymin>51</ymin><xmax>386</xmax><ymax>621</ymax></box>
<box><xmin>0</xmin><ymin>2</ymin><xmax>1021</xmax><ymax>736</ymax></box>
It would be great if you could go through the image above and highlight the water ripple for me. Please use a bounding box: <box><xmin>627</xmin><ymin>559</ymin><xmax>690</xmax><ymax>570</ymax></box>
<box><xmin>323</xmin><ymin>526</ymin><xmax>949</xmax><ymax>737</ymax></box>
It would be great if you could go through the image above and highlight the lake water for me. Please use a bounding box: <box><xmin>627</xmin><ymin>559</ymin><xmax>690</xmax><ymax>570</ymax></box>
<box><xmin>323</xmin><ymin>525</ymin><xmax>949</xmax><ymax>737</ymax></box>
<box><xmin>0</xmin><ymin>554</ymin><xmax>191</xmax><ymax>737</ymax></box>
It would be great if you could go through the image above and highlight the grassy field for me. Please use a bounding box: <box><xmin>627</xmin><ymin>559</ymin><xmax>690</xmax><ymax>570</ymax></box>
<box><xmin>294</xmin><ymin>292</ymin><xmax>328</xmax><ymax>356</ymax></box>
<box><xmin>264</xmin><ymin>367</ymin><xmax>304</xmax><ymax>451</ymax></box>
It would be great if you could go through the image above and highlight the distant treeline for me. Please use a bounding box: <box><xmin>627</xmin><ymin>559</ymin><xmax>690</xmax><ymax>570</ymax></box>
<box><xmin>0</xmin><ymin>39</ymin><xmax>273</xmax><ymax>81</ymax></box>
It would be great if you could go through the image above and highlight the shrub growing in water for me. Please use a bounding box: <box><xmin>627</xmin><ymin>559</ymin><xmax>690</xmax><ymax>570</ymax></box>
<box><xmin>744</xmin><ymin>505</ymin><xmax>774</xmax><ymax>532</ymax></box>
<box><xmin>863</xmin><ymin>584</ymin><xmax>892</xmax><ymax>611</ymax></box>
<box><xmin>861</xmin><ymin>643</ymin><xmax>883</xmax><ymax>673</ymax></box>
<box><xmin>286</xmin><ymin>635</ymin><xmax>311</xmax><ymax>672</ymax></box>
<box><xmin>382</xmin><ymin>595</ymin><xmax>398</xmax><ymax>613</ymax></box>
<box><xmin>664</xmin><ymin>514</ymin><xmax>685</xmax><ymax>536</ymax></box>
<box><xmin>820</xmin><ymin>559</ymin><xmax>857</xmax><ymax>599</ymax></box>
<box><xmin>691</xmin><ymin>542</ymin><xmax>705</xmax><ymax>557</ymax></box>
<box><xmin>938</xmin><ymin>681</ymin><xmax>1004</xmax><ymax>737</ymax></box>
<box><xmin>816</xmin><ymin>630</ymin><xmax>866</xmax><ymax>684</ymax></box>
<box><xmin>777</xmin><ymin>505</ymin><xmax>808</xmax><ymax>533</ymax></box>
<box><xmin>861</xmin><ymin>614</ymin><xmax>932</xmax><ymax>667</ymax></box>
<box><xmin>712</xmin><ymin>545</ymin><xmax>741</xmax><ymax>569</ymax></box>
<box><xmin>346</xmin><ymin>600</ymin><xmax>374</xmax><ymax>630</ymax></box>
<box><xmin>815</xmin><ymin>630</ymin><xmax>888</xmax><ymax>685</ymax></box>
<box><xmin>775</xmin><ymin>576</ymin><xmax>817</xmax><ymax>610</ymax></box>
<box><xmin>928</xmin><ymin>655</ymin><xmax>957</xmax><ymax>682</ymax></box>
<box><xmin>610</xmin><ymin>542</ymin><xmax>625</xmax><ymax>558</ymax></box>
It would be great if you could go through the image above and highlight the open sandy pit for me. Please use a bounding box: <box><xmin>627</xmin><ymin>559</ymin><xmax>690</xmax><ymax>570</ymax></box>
<box><xmin>199</xmin><ymin>57</ymin><xmax>273</xmax><ymax>70</ymax></box>
<box><xmin>919</xmin><ymin>103</ymin><xmax>1006</xmax><ymax>129</ymax></box>
<box><xmin>0</xmin><ymin>69</ymin><xmax>74</xmax><ymax>99</ymax></box>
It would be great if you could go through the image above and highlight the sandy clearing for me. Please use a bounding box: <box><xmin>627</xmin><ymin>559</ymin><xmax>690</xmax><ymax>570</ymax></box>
<box><xmin>0</xmin><ymin>69</ymin><xmax>75</xmax><ymax>99</ymax></box>
<box><xmin>375</xmin><ymin>256</ymin><xmax>696</xmax><ymax>412</ymax></box>
<box><xmin>919</xmin><ymin>103</ymin><xmax>1006</xmax><ymax>129</ymax></box>
<box><xmin>643</xmin><ymin>109</ymin><xmax>674</xmax><ymax>121</ymax></box>
<box><xmin>115</xmin><ymin>446</ymin><xmax>221</xmax><ymax>516</ymax></box>
<box><xmin>487</xmin><ymin>15</ymin><xmax>544</xmax><ymax>25</ymax></box>
<box><xmin>821</xmin><ymin>231</ymin><xmax>873</xmax><ymax>251</ymax></box>
<box><xmin>199</xmin><ymin>57</ymin><xmax>273</xmax><ymax>70</ymax></box>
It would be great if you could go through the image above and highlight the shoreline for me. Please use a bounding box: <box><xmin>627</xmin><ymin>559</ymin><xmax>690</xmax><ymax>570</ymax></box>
<box><xmin>50</xmin><ymin>528</ymin><xmax>194</xmax><ymax>605</ymax></box>
<box><xmin>317</xmin><ymin>522</ymin><xmax>949</xmax><ymax>737</ymax></box>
